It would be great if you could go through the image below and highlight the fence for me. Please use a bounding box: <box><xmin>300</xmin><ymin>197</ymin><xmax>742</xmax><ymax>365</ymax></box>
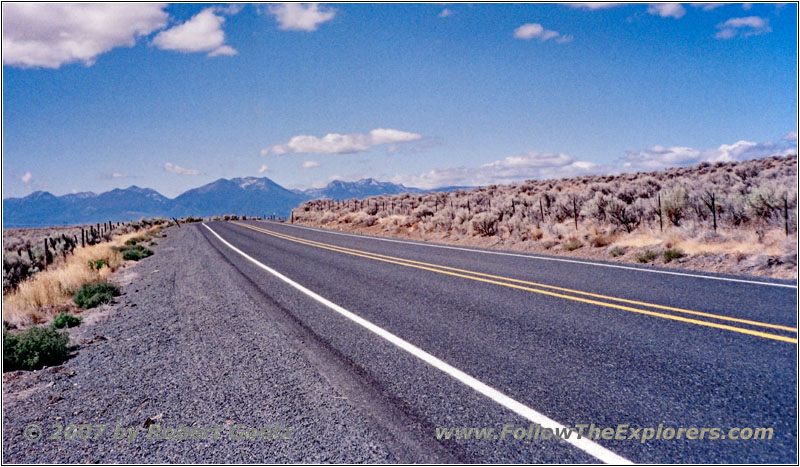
<box><xmin>294</xmin><ymin>188</ymin><xmax>797</xmax><ymax>237</ymax></box>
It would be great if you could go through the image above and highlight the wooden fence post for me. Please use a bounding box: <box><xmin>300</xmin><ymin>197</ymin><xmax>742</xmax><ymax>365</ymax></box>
<box><xmin>539</xmin><ymin>197</ymin><xmax>545</xmax><ymax>226</ymax></box>
<box><xmin>785</xmin><ymin>196</ymin><xmax>790</xmax><ymax>236</ymax></box>
<box><xmin>711</xmin><ymin>192</ymin><xmax>717</xmax><ymax>232</ymax></box>
<box><xmin>657</xmin><ymin>194</ymin><xmax>663</xmax><ymax>232</ymax></box>
<box><xmin>573</xmin><ymin>197</ymin><xmax>578</xmax><ymax>231</ymax></box>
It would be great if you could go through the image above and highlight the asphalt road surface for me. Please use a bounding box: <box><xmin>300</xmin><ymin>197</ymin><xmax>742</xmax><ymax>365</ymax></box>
<box><xmin>199</xmin><ymin>220</ymin><xmax>797</xmax><ymax>463</ymax></box>
<box><xmin>4</xmin><ymin>221</ymin><xmax>795</xmax><ymax>463</ymax></box>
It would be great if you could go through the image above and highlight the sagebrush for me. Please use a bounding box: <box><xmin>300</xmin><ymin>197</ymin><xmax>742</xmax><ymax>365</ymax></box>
<box><xmin>3</xmin><ymin>326</ymin><xmax>71</xmax><ymax>371</ymax></box>
<box><xmin>292</xmin><ymin>156</ymin><xmax>797</xmax><ymax>278</ymax></box>
<box><xmin>73</xmin><ymin>282</ymin><xmax>120</xmax><ymax>309</ymax></box>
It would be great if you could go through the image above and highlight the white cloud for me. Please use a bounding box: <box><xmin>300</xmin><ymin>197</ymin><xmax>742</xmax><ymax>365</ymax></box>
<box><xmin>692</xmin><ymin>3</ymin><xmax>725</xmax><ymax>11</ymax></box>
<box><xmin>438</xmin><ymin>8</ymin><xmax>454</xmax><ymax>18</ymax></box>
<box><xmin>715</xmin><ymin>16</ymin><xmax>771</xmax><ymax>39</ymax></box>
<box><xmin>268</xmin><ymin>3</ymin><xmax>335</xmax><ymax>32</ymax></box>
<box><xmin>208</xmin><ymin>45</ymin><xmax>237</xmax><ymax>57</ymax></box>
<box><xmin>782</xmin><ymin>131</ymin><xmax>798</xmax><ymax>142</ymax></box>
<box><xmin>112</xmin><ymin>171</ymin><xmax>128</xmax><ymax>179</ymax></box>
<box><xmin>20</xmin><ymin>172</ymin><xmax>32</xmax><ymax>184</ymax></box>
<box><xmin>390</xmin><ymin>137</ymin><xmax>796</xmax><ymax>190</ymax></box>
<box><xmin>367</xmin><ymin>128</ymin><xmax>422</xmax><ymax>146</ymax></box>
<box><xmin>513</xmin><ymin>23</ymin><xmax>571</xmax><ymax>43</ymax></box>
<box><xmin>164</xmin><ymin>162</ymin><xmax>200</xmax><ymax>175</ymax></box>
<box><xmin>216</xmin><ymin>4</ymin><xmax>245</xmax><ymax>16</ymax></box>
<box><xmin>2</xmin><ymin>3</ymin><xmax>168</xmax><ymax>68</ymax></box>
<box><xmin>262</xmin><ymin>128</ymin><xmax>422</xmax><ymax>155</ymax></box>
<box><xmin>647</xmin><ymin>3</ymin><xmax>686</xmax><ymax>19</ymax></box>
<box><xmin>391</xmin><ymin>168</ymin><xmax>470</xmax><ymax>190</ymax></box>
<box><xmin>257</xmin><ymin>164</ymin><xmax>270</xmax><ymax>174</ymax></box>
<box><xmin>479</xmin><ymin>152</ymin><xmax>599</xmax><ymax>183</ymax></box>
<box><xmin>392</xmin><ymin>152</ymin><xmax>600</xmax><ymax>189</ymax></box>
<box><xmin>567</xmin><ymin>3</ymin><xmax>623</xmax><ymax>10</ymax></box>
<box><xmin>152</xmin><ymin>8</ymin><xmax>236</xmax><ymax>57</ymax></box>
<box><xmin>723</xmin><ymin>16</ymin><xmax>769</xmax><ymax>27</ymax></box>
<box><xmin>622</xmin><ymin>145</ymin><xmax>702</xmax><ymax>170</ymax></box>
<box><xmin>301</xmin><ymin>160</ymin><xmax>321</xmax><ymax>169</ymax></box>
<box><xmin>714</xmin><ymin>28</ymin><xmax>737</xmax><ymax>39</ymax></box>
<box><xmin>622</xmin><ymin>139</ymin><xmax>795</xmax><ymax>171</ymax></box>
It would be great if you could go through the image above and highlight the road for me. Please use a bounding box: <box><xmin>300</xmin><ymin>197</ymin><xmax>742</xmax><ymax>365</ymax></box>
<box><xmin>197</xmin><ymin>220</ymin><xmax>797</xmax><ymax>463</ymax></box>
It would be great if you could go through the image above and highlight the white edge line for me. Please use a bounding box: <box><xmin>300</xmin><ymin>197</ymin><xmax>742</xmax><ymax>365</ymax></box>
<box><xmin>203</xmin><ymin>223</ymin><xmax>633</xmax><ymax>465</ymax></box>
<box><xmin>269</xmin><ymin>221</ymin><xmax>797</xmax><ymax>289</ymax></box>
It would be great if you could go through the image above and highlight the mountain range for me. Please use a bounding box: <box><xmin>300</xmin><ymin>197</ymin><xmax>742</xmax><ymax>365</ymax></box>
<box><xmin>2</xmin><ymin>177</ymin><xmax>467</xmax><ymax>228</ymax></box>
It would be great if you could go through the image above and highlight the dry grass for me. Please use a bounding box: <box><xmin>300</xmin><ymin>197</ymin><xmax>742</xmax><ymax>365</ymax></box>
<box><xmin>610</xmin><ymin>228</ymin><xmax>786</xmax><ymax>256</ymax></box>
<box><xmin>612</xmin><ymin>233</ymin><xmax>671</xmax><ymax>249</ymax></box>
<box><xmin>2</xmin><ymin>229</ymin><xmax>158</xmax><ymax>328</ymax></box>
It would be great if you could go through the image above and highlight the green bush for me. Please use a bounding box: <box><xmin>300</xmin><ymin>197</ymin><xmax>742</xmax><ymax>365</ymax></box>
<box><xmin>563</xmin><ymin>240</ymin><xmax>582</xmax><ymax>251</ymax></box>
<box><xmin>88</xmin><ymin>258</ymin><xmax>108</xmax><ymax>271</ymax></box>
<box><xmin>73</xmin><ymin>282</ymin><xmax>120</xmax><ymax>309</ymax></box>
<box><xmin>122</xmin><ymin>245</ymin><xmax>153</xmax><ymax>261</ymax></box>
<box><xmin>125</xmin><ymin>237</ymin><xmax>146</xmax><ymax>246</ymax></box>
<box><xmin>4</xmin><ymin>326</ymin><xmax>71</xmax><ymax>371</ymax></box>
<box><xmin>636</xmin><ymin>250</ymin><xmax>658</xmax><ymax>263</ymax></box>
<box><xmin>52</xmin><ymin>312</ymin><xmax>82</xmax><ymax>329</ymax></box>
<box><xmin>663</xmin><ymin>248</ymin><xmax>685</xmax><ymax>263</ymax></box>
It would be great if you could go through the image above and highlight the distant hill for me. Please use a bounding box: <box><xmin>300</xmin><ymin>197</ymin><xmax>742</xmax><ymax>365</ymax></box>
<box><xmin>172</xmin><ymin>177</ymin><xmax>307</xmax><ymax>219</ymax></box>
<box><xmin>2</xmin><ymin>177</ymin><xmax>453</xmax><ymax>228</ymax></box>
<box><xmin>303</xmin><ymin>178</ymin><xmax>422</xmax><ymax>200</ymax></box>
<box><xmin>2</xmin><ymin>187</ymin><xmax>173</xmax><ymax>228</ymax></box>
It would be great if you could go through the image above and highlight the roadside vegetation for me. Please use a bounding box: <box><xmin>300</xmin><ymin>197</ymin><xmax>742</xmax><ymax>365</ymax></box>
<box><xmin>3</xmin><ymin>219</ymin><xmax>166</xmax><ymax>293</ymax></box>
<box><xmin>2</xmin><ymin>219</ymin><xmax>169</xmax><ymax>329</ymax></box>
<box><xmin>73</xmin><ymin>282</ymin><xmax>121</xmax><ymax>309</ymax></box>
<box><xmin>294</xmin><ymin>155</ymin><xmax>797</xmax><ymax>278</ymax></box>
<box><xmin>117</xmin><ymin>238</ymin><xmax>154</xmax><ymax>261</ymax></box>
<box><xmin>52</xmin><ymin>311</ymin><xmax>82</xmax><ymax>329</ymax></box>
<box><xmin>3</xmin><ymin>325</ymin><xmax>71</xmax><ymax>372</ymax></box>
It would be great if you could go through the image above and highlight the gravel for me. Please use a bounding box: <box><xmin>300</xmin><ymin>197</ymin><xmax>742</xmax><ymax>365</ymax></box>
<box><xmin>2</xmin><ymin>225</ymin><xmax>401</xmax><ymax>463</ymax></box>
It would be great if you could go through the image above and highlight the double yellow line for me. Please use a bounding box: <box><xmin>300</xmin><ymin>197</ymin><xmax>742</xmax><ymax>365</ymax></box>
<box><xmin>231</xmin><ymin>221</ymin><xmax>797</xmax><ymax>344</ymax></box>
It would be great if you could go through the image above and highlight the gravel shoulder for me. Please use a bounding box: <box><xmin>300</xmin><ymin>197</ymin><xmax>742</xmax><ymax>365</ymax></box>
<box><xmin>2</xmin><ymin>224</ymin><xmax>419</xmax><ymax>463</ymax></box>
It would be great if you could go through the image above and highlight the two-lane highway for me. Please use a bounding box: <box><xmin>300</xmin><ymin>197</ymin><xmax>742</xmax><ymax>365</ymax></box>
<box><xmin>199</xmin><ymin>220</ymin><xmax>797</xmax><ymax>463</ymax></box>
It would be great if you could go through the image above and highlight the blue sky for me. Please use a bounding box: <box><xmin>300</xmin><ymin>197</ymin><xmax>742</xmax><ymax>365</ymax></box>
<box><xmin>2</xmin><ymin>2</ymin><xmax>797</xmax><ymax>198</ymax></box>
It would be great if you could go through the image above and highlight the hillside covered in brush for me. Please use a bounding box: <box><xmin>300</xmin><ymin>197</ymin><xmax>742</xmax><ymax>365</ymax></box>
<box><xmin>295</xmin><ymin>155</ymin><xmax>798</xmax><ymax>278</ymax></box>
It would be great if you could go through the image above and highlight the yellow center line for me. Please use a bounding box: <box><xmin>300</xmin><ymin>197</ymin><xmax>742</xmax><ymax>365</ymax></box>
<box><xmin>237</xmin><ymin>222</ymin><xmax>796</xmax><ymax>334</ymax></box>
<box><xmin>230</xmin><ymin>221</ymin><xmax>797</xmax><ymax>344</ymax></box>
